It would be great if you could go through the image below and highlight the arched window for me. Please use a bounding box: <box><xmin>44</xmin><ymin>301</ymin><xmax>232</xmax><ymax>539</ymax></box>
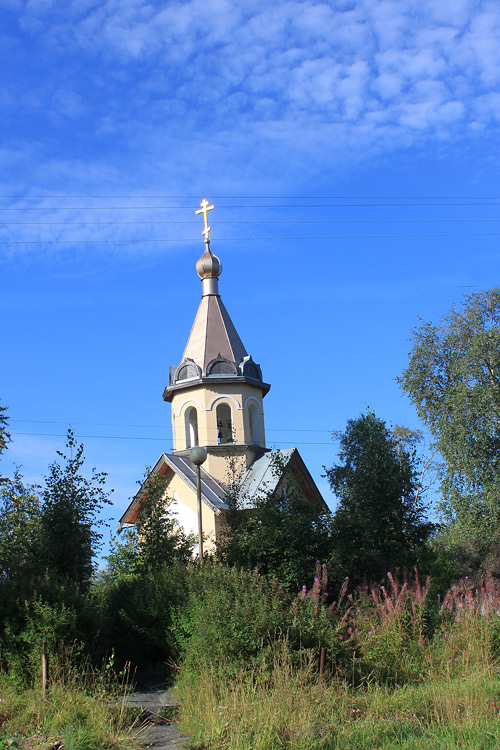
<box><xmin>185</xmin><ymin>407</ymin><xmax>199</xmax><ymax>448</ymax></box>
<box><xmin>216</xmin><ymin>402</ymin><xmax>233</xmax><ymax>444</ymax></box>
<box><xmin>249</xmin><ymin>403</ymin><xmax>260</xmax><ymax>445</ymax></box>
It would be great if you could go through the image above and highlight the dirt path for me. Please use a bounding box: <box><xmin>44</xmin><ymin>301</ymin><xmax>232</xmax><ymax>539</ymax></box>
<box><xmin>121</xmin><ymin>688</ymin><xmax>190</xmax><ymax>750</ymax></box>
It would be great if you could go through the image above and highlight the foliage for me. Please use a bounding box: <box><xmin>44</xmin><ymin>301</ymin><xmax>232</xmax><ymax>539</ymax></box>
<box><xmin>104</xmin><ymin>473</ymin><xmax>194</xmax><ymax>580</ymax></box>
<box><xmin>0</xmin><ymin>472</ymin><xmax>41</xmax><ymax>587</ymax></box>
<box><xmin>351</xmin><ymin>571</ymin><xmax>433</xmax><ymax>685</ymax></box>
<box><xmin>93</xmin><ymin>473</ymin><xmax>195</xmax><ymax>675</ymax></box>
<box><xmin>172</xmin><ymin>563</ymin><xmax>290</xmax><ymax>673</ymax></box>
<box><xmin>0</xmin><ymin>432</ymin><xmax>115</xmax><ymax>675</ymax></box>
<box><xmin>325</xmin><ymin>412</ymin><xmax>435</xmax><ymax>586</ymax></box>
<box><xmin>218</xmin><ymin>452</ymin><xmax>332</xmax><ymax>590</ymax></box>
<box><xmin>0</xmin><ymin>399</ymin><xmax>10</xmax><ymax>470</ymax></box>
<box><xmin>399</xmin><ymin>289</ymin><xmax>500</xmax><ymax>541</ymax></box>
<box><xmin>103</xmin><ymin>530</ymin><xmax>140</xmax><ymax>581</ymax></box>
<box><xmin>94</xmin><ymin>563</ymin><xmax>190</xmax><ymax>676</ymax></box>
<box><xmin>38</xmin><ymin>430</ymin><xmax>112</xmax><ymax>588</ymax></box>
<box><xmin>178</xmin><ymin>571</ymin><xmax>500</xmax><ymax>749</ymax></box>
<box><xmin>94</xmin><ymin>474</ymin><xmax>195</xmax><ymax>675</ymax></box>
<box><xmin>134</xmin><ymin>472</ymin><xmax>195</xmax><ymax>570</ymax></box>
<box><xmin>290</xmin><ymin>561</ymin><xmax>353</xmax><ymax>671</ymax></box>
<box><xmin>0</xmin><ymin>655</ymin><xmax>137</xmax><ymax>750</ymax></box>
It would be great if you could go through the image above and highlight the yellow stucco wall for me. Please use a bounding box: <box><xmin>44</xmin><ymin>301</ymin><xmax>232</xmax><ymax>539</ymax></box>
<box><xmin>163</xmin><ymin>470</ymin><xmax>218</xmax><ymax>552</ymax></box>
<box><xmin>170</xmin><ymin>380</ymin><xmax>265</xmax><ymax>483</ymax></box>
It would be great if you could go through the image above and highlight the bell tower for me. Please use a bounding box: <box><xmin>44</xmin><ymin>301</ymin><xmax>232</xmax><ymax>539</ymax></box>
<box><xmin>162</xmin><ymin>200</ymin><xmax>270</xmax><ymax>484</ymax></box>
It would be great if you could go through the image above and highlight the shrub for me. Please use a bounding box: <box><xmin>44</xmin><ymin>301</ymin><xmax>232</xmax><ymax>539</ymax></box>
<box><xmin>173</xmin><ymin>563</ymin><xmax>290</xmax><ymax>673</ymax></box>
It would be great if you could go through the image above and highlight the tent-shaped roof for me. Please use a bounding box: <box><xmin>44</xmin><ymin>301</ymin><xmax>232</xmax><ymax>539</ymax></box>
<box><xmin>182</xmin><ymin>294</ymin><xmax>248</xmax><ymax>374</ymax></box>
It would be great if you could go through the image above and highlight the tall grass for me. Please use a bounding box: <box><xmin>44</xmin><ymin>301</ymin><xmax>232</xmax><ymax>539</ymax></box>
<box><xmin>0</xmin><ymin>651</ymin><xmax>139</xmax><ymax>750</ymax></box>
<box><xmin>178</xmin><ymin>570</ymin><xmax>500</xmax><ymax>750</ymax></box>
<box><xmin>179</xmin><ymin>642</ymin><xmax>500</xmax><ymax>750</ymax></box>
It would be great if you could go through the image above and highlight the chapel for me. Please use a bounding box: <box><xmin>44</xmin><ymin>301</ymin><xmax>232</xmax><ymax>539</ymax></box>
<box><xmin>118</xmin><ymin>200</ymin><xmax>327</xmax><ymax>551</ymax></box>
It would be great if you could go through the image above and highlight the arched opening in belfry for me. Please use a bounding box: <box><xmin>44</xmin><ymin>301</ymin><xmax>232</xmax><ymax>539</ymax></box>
<box><xmin>249</xmin><ymin>403</ymin><xmax>261</xmax><ymax>445</ymax></box>
<box><xmin>185</xmin><ymin>406</ymin><xmax>199</xmax><ymax>448</ymax></box>
<box><xmin>216</xmin><ymin>402</ymin><xmax>233</xmax><ymax>444</ymax></box>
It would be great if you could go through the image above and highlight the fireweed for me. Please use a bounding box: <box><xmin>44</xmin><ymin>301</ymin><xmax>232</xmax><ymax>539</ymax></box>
<box><xmin>177</xmin><ymin>567</ymin><xmax>500</xmax><ymax>749</ymax></box>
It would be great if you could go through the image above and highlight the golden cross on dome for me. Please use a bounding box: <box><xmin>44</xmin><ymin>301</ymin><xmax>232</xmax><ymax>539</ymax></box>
<box><xmin>195</xmin><ymin>198</ymin><xmax>215</xmax><ymax>243</ymax></box>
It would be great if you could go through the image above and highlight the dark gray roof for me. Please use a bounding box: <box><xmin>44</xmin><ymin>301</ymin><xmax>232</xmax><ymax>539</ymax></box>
<box><xmin>118</xmin><ymin>447</ymin><xmax>327</xmax><ymax>531</ymax></box>
<box><xmin>162</xmin><ymin>453</ymin><xmax>229</xmax><ymax>513</ymax></box>
<box><xmin>117</xmin><ymin>452</ymin><xmax>228</xmax><ymax>531</ymax></box>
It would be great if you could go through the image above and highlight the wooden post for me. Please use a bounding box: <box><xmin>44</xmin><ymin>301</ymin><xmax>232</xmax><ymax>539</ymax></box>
<box><xmin>41</xmin><ymin>652</ymin><xmax>49</xmax><ymax>697</ymax></box>
<box><xmin>319</xmin><ymin>646</ymin><xmax>326</xmax><ymax>682</ymax></box>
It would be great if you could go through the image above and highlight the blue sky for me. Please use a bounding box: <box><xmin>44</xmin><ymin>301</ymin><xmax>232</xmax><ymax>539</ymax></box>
<box><xmin>2</xmin><ymin>0</ymin><xmax>500</xmax><ymax>552</ymax></box>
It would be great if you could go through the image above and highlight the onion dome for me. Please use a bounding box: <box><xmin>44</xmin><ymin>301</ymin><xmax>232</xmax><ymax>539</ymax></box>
<box><xmin>196</xmin><ymin>245</ymin><xmax>222</xmax><ymax>280</ymax></box>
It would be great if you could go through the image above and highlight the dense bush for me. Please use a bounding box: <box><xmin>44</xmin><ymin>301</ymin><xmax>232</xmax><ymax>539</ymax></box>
<box><xmin>172</xmin><ymin>563</ymin><xmax>291</xmax><ymax>673</ymax></box>
<box><xmin>94</xmin><ymin>563</ymin><xmax>190</xmax><ymax>675</ymax></box>
<box><xmin>177</xmin><ymin>569</ymin><xmax>500</xmax><ymax>749</ymax></box>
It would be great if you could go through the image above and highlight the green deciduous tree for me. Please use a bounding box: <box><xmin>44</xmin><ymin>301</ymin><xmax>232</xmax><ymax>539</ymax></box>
<box><xmin>39</xmin><ymin>430</ymin><xmax>112</xmax><ymax>588</ymax></box>
<box><xmin>135</xmin><ymin>473</ymin><xmax>195</xmax><ymax>570</ymax></box>
<box><xmin>0</xmin><ymin>400</ymin><xmax>11</xmax><ymax>481</ymax></box>
<box><xmin>219</xmin><ymin>454</ymin><xmax>332</xmax><ymax>590</ymax></box>
<box><xmin>399</xmin><ymin>289</ymin><xmax>500</xmax><ymax>540</ymax></box>
<box><xmin>96</xmin><ymin>474</ymin><xmax>195</xmax><ymax>676</ymax></box>
<box><xmin>104</xmin><ymin>473</ymin><xmax>195</xmax><ymax>581</ymax></box>
<box><xmin>0</xmin><ymin>471</ymin><xmax>41</xmax><ymax>587</ymax></box>
<box><xmin>325</xmin><ymin>412</ymin><xmax>434</xmax><ymax>586</ymax></box>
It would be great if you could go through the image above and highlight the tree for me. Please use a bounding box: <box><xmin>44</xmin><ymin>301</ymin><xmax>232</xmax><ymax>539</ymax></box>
<box><xmin>399</xmin><ymin>289</ymin><xmax>500</xmax><ymax>540</ymax></box>
<box><xmin>0</xmin><ymin>470</ymin><xmax>41</xmax><ymax>587</ymax></box>
<box><xmin>104</xmin><ymin>472</ymin><xmax>194</xmax><ymax>580</ymax></box>
<box><xmin>0</xmin><ymin>400</ymin><xmax>11</xmax><ymax>481</ymax></box>
<box><xmin>219</xmin><ymin>453</ymin><xmax>332</xmax><ymax>590</ymax></box>
<box><xmin>325</xmin><ymin>411</ymin><xmax>434</xmax><ymax>586</ymax></box>
<box><xmin>38</xmin><ymin>430</ymin><xmax>112</xmax><ymax>587</ymax></box>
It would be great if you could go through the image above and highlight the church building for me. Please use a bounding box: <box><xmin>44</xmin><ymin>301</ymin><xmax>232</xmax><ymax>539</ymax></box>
<box><xmin>118</xmin><ymin>200</ymin><xmax>327</xmax><ymax>551</ymax></box>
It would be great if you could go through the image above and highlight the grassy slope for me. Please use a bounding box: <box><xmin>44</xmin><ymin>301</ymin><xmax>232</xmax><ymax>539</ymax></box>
<box><xmin>0</xmin><ymin>668</ymin><xmax>140</xmax><ymax>750</ymax></box>
<box><xmin>179</xmin><ymin>660</ymin><xmax>500</xmax><ymax>750</ymax></box>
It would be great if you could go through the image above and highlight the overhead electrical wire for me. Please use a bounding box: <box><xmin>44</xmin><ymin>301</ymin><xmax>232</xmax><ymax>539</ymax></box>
<box><xmin>9</xmin><ymin>419</ymin><xmax>435</xmax><ymax>445</ymax></box>
<box><xmin>3</xmin><ymin>218</ymin><xmax>500</xmax><ymax>226</ymax></box>
<box><xmin>2</xmin><ymin>201</ymin><xmax>500</xmax><ymax>209</ymax></box>
<box><xmin>2</xmin><ymin>194</ymin><xmax>500</xmax><ymax>199</ymax></box>
<box><xmin>10</xmin><ymin>430</ymin><xmax>338</xmax><ymax>447</ymax></box>
<box><xmin>5</xmin><ymin>232</ymin><xmax>500</xmax><ymax>244</ymax></box>
<box><xmin>10</xmin><ymin>418</ymin><xmax>333</xmax><ymax>432</ymax></box>
<box><xmin>3</xmin><ymin>195</ymin><xmax>500</xmax><ymax>247</ymax></box>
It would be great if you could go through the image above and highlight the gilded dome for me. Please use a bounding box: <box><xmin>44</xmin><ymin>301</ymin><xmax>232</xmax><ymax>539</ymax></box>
<box><xmin>196</xmin><ymin>246</ymin><xmax>222</xmax><ymax>279</ymax></box>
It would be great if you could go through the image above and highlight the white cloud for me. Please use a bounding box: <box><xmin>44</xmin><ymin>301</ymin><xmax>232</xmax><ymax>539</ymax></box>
<box><xmin>2</xmin><ymin>0</ymin><xmax>500</xmax><ymax>211</ymax></box>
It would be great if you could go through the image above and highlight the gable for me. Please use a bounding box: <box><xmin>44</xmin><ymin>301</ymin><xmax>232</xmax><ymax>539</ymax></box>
<box><xmin>117</xmin><ymin>452</ymin><xmax>228</xmax><ymax>532</ymax></box>
<box><xmin>235</xmin><ymin>448</ymin><xmax>328</xmax><ymax>512</ymax></box>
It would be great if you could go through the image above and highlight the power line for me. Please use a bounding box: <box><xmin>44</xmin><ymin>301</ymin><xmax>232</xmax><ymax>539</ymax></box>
<box><xmin>10</xmin><ymin>430</ymin><xmax>338</xmax><ymax>446</ymax></box>
<box><xmin>2</xmin><ymin>194</ymin><xmax>500</xmax><ymax>199</ymax></box>
<box><xmin>9</xmin><ymin>418</ymin><xmax>335</xmax><ymax>433</ymax></box>
<box><xmin>4</xmin><ymin>218</ymin><xmax>500</xmax><ymax>226</ymax></box>
<box><xmin>9</xmin><ymin>419</ymin><xmax>435</xmax><ymax>444</ymax></box>
<box><xmin>5</xmin><ymin>232</ymin><xmax>500</xmax><ymax>244</ymax></box>
<box><xmin>2</xmin><ymin>201</ymin><xmax>500</xmax><ymax>210</ymax></box>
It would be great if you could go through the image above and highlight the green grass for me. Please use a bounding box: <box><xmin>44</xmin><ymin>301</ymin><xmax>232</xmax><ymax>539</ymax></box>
<box><xmin>0</xmin><ymin>660</ymin><xmax>140</xmax><ymax>750</ymax></box>
<box><xmin>178</xmin><ymin>654</ymin><xmax>500</xmax><ymax>749</ymax></box>
<box><xmin>174</xmin><ymin>571</ymin><xmax>500</xmax><ymax>748</ymax></box>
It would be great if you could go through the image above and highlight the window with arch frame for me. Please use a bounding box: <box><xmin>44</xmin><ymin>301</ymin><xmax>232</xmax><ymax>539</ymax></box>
<box><xmin>248</xmin><ymin>403</ymin><xmax>261</xmax><ymax>445</ymax></box>
<box><xmin>185</xmin><ymin>406</ymin><xmax>199</xmax><ymax>448</ymax></box>
<box><xmin>216</xmin><ymin>402</ymin><xmax>233</xmax><ymax>444</ymax></box>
